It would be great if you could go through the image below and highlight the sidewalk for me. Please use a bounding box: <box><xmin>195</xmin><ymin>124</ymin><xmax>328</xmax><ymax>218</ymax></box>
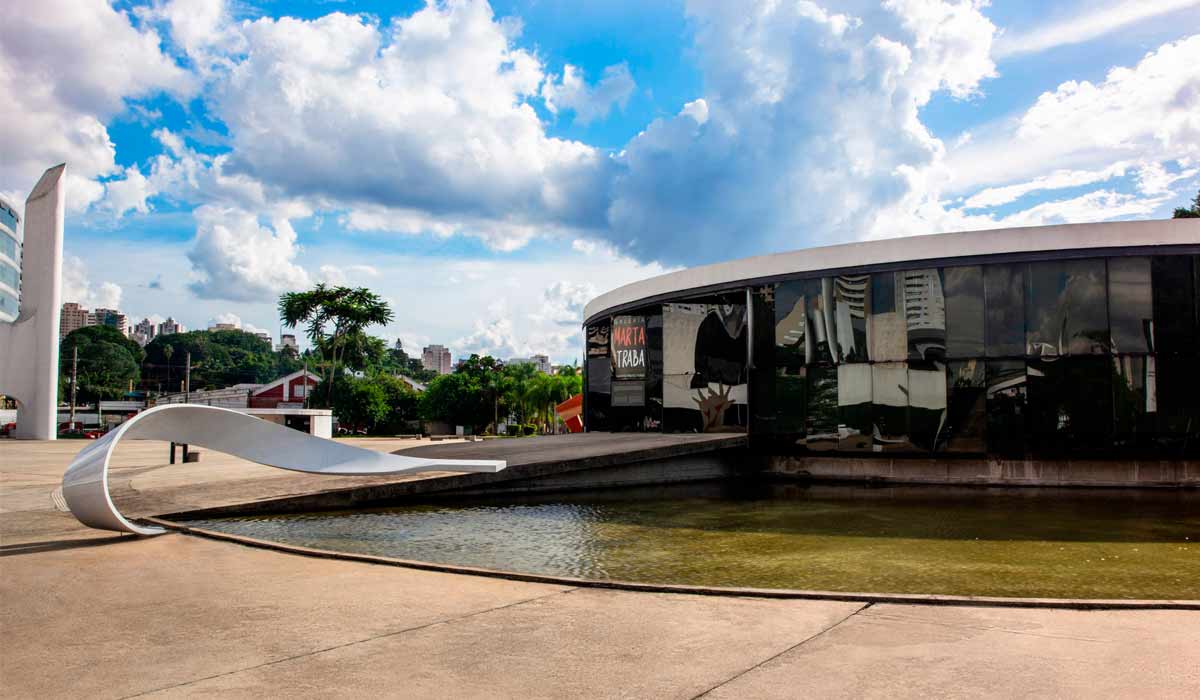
<box><xmin>2</xmin><ymin>438</ymin><xmax>1198</xmax><ymax>698</ymax></box>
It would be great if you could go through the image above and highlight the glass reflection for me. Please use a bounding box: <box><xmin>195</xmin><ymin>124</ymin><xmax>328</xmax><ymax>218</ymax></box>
<box><xmin>1026</xmin><ymin>357</ymin><xmax>1112</xmax><ymax>454</ymax></box>
<box><xmin>942</xmin><ymin>360</ymin><xmax>986</xmax><ymax>453</ymax></box>
<box><xmin>871</xmin><ymin>363</ymin><xmax>909</xmax><ymax>451</ymax></box>
<box><xmin>869</xmin><ymin>272</ymin><xmax>906</xmax><ymax>362</ymax></box>
<box><xmin>985</xmin><ymin>264</ymin><xmax>1025</xmax><ymax>357</ymax></box>
<box><xmin>908</xmin><ymin>361</ymin><xmax>947</xmax><ymax>451</ymax></box>
<box><xmin>774</xmin><ymin>280</ymin><xmax>807</xmax><ymax>366</ymax></box>
<box><xmin>1025</xmin><ymin>259</ymin><xmax>1108</xmax><ymax>356</ymax></box>
<box><xmin>835</xmin><ymin>275</ymin><xmax>870</xmax><ymax>362</ymax></box>
<box><xmin>944</xmin><ymin>266</ymin><xmax>985</xmax><ymax>358</ymax></box>
<box><xmin>905</xmin><ymin>269</ymin><xmax>946</xmax><ymax>362</ymax></box>
<box><xmin>774</xmin><ymin>366</ymin><xmax>807</xmax><ymax>441</ymax></box>
<box><xmin>986</xmin><ymin>360</ymin><xmax>1026</xmax><ymax>456</ymax></box>
<box><xmin>804</xmin><ymin>365</ymin><xmax>838</xmax><ymax>450</ymax></box>
<box><xmin>837</xmin><ymin>364</ymin><xmax>872</xmax><ymax>451</ymax></box>
<box><xmin>1112</xmin><ymin>355</ymin><xmax>1156</xmax><ymax>450</ymax></box>
<box><xmin>1107</xmin><ymin>258</ymin><xmax>1153</xmax><ymax>354</ymax></box>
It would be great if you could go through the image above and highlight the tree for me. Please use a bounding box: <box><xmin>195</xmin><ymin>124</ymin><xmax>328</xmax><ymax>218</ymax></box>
<box><xmin>375</xmin><ymin>374</ymin><xmax>420</xmax><ymax>434</ymax></box>
<box><xmin>278</xmin><ymin>284</ymin><xmax>394</xmax><ymax>406</ymax></box>
<box><xmin>502</xmin><ymin>362</ymin><xmax>539</xmax><ymax>425</ymax></box>
<box><xmin>1173</xmin><ymin>189</ymin><xmax>1200</xmax><ymax>218</ymax></box>
<box><xmin>328</xmin><ymin>377</ymin><xmax>389</xmax><ymax>433</ymax></box>
<box><xmin>144</xmin><ymin>330</ymin><xmax>278</xmax><ymax>391</ymax></box>
<box><xmin>60</xmin><ymin>326</ymin><xmax>140</xmax><ymax>402</ymax></box>
<box><xmin>419</xmin><ymin>372</ymin><xmax>491</xmax><ymax>433</ymax></box>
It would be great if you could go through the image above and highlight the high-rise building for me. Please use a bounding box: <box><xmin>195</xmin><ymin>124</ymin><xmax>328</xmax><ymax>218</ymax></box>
<box><xmin>132</xmin><ymin>318</ymin><xmax>157</xmax><ymax>346</ymax></box>
<box><xmin>422</xmin><ymin>344</ymin><xmax>453</xmax><ymax>374</ymax></box>
<box><xmin>60</xmin><ymin>302</ymin><xmax>92</xmax><ymax>336</ymax></box>
<box><xmin>0</xmin><ymin>198</ymin><xmax>19</xmax><ymax>324</ymax></box>
<box><xmin>509</xmin><ymin>354</ymin><xmax>552</xmax><ymax>373</ymax></box>
<box><xmin>254</xmin><ymin>330</ymin><xmax>272</xmax><ymax>345</ymax></box>
<box><xmin>208</xmin><ymin>322</ymin><xmax>238</xmax><ymax>331</ymax></box>
<box><xmin>278</xmin><ymin>333</ymin><xmax>298</xmax><ymax>351</ymax></box>
<box><xmin>158</xmin><ymin>317</ymin><xmax>184</xmax><ymax>336</ymax></box>
<box><xmin>92</xmin><ymin>308</ymin><xmax>128</xmax><ymax>336</ymax></box>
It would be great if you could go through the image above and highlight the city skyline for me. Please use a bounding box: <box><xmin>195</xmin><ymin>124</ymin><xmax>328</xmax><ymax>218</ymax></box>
<box><xmin>2</xmin><ymin>0</ymin><xmax>1199</xmax><ymax>364</ymax></box>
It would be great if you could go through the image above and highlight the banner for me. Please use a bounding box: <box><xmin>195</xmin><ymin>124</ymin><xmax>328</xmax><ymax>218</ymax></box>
<box><xmin>611</xmin><ymin>315</ymin><xmax>647</xmax><ymax>379</ymax></box>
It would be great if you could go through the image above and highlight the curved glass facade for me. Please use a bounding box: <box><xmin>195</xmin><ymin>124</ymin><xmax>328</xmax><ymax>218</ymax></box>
<box><xmin>585</xmin><ymin>252</ymin><xmax>1200</xmax><ymax>459</ymax></box>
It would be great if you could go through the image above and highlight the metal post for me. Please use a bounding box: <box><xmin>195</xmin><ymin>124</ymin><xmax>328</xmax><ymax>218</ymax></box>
<box><xmin>184</xmin><ymin>351</ymin><xmax>191</xmax><ymax>403</ymax></box>
<box><xmin>69</xmin><ymin>345</ymin><xmax>78</xmax><ymax>425</ymax></box>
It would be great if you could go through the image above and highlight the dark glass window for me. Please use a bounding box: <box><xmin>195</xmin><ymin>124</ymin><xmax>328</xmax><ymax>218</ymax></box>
<box><xmin>804</xmin><ymin>364</ymin><xmax>838</xmax><ymax>451</ymax></box>
<box><xmin>1112</xmin><ymin>355</ymin><xmax>1156</xmax><ymax>452</ymax></box>
<box><xmin>942</xmin><ymin>360</ymin><xmax>986</xmax><ymax>453</ymax></box>
<box><xmin>944</xmin><ymin>266</ymin><xmax>985</xmax><ymax>358</ymax></box>
<box><xmin>1151</xmin><ymin>256</ymin><xmax>1196</xmax><ymax>355</ymax></box>
<box><xmin>837</xmin><ymin>364</ymin><xmax>872</xmax><ymax>451</ymax></box>
<box><xmin>904</xmin><ymin>269</ymin><xmax>946</xmax><ymax>361</ymax></box>
<box><xmin>1026</xmin><ymin>357</ymin><xmax>1112</xmax><ymax>455</ymax></box>
<box><xmin>871</xmin><ymin>363</ymin><xmax>909</xmax><ymax>451</ymax></box>
<box><xmin>907</xmin><ymin>361</ymin><xmax>947</xmax><ymax>451</ymax></box>
<box><xmin>1154</xmin><ymin>355</ymin><xmax>1200</xmax><ymax>456</ymax></box>
<box><xmin>1107</xmin><ymin>257</ymin><xmax>1154</xmax><ymax>354</ymax></box>
<box><xmin>835</xmin><ymin>274</ymin><xmax>870</xmax><ymax>362</ymax></box>
<box><xmin>1025</xmin><ymin>259</ymin><xmax>1108</xmax><ymax>356</ymax></box>
<box><xmin>868</xmin><ymin>272</ymin><xmax>906</xmax><ymax>361</ymax></box>
<box><xmin>585</xmin><ymin>322</ymin><xmax>612</xmax><ymax>431</ymax></box>
<box><xmin>985</xmin><ymin>264</ymin><xmax>1025</xmax><ymax>357</ymax></box>
<box><xmin>774</xmin><ymin>280</ymin><xmax>808</xmax><ymax>367</ymax></box>
<box><xmin>986</xmin><ymin>360</ymin><xmax>1026</xmax><ymax>457</ymax></box>
<box><xmin>810</xmin><ymin>279</ymin><xmax>838</xmax><ymax>363</ymax></box>
<box><xmin>774</xmin><ymin>366</ymin><xmax>807</xmax><ymax>444</ymax></box>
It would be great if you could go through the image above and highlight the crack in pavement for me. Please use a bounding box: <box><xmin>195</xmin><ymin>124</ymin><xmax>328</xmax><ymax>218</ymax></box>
<box><xmin>119</xmin><ymin>586</ymin><xmax>579</xmax><ymax>699</ymax></box>
<box><xmin>690</xmin><ymin>603</ymin><xmax>873</xmax><ymax>699</ymax></box>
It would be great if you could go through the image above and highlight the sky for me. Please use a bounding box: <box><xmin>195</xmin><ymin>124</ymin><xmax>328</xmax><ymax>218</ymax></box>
<box><xmin>2</xmin><ymin>0</ymin><xmax>1199</xmax><ymax>364</ymax></box>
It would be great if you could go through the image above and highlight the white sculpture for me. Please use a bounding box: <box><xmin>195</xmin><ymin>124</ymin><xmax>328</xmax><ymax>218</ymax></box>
<box><xmin>62</xmin><ymin>404</ymin><xmax>505</xmax><ymax>535</ymax></box>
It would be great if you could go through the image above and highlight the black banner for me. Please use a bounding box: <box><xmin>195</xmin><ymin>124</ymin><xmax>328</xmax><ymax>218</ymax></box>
<box><xmin>611</xmin><ymin>315</ymin><xmax>647</xmax><ymax>379</ymax></box>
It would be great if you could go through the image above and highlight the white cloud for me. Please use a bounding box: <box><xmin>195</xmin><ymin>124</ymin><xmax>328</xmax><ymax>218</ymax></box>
<box><xmin>0</xmin><ymin>0</ymin><xmax>191</xmax><ymax>211</ymax></box>
<box><xmin>995</xmin><ymin>0</ymin><xmax>1200</xmax><ymax>58</ymax></box>
<box><xmin>542</xmin><ymin>63</ymin><xmax>636</xmax><ymax>125</ymax></box>
<box><xmin>186</xmin><ymin>205</ymin><xmax>311</xmax><ymax>301</ymax></box>
<box><xmin>101</xmin><ymin>166</ymin><xmax>154</xmax><ymax>217</ymax></box>
<box><xmin>601</xmin><ymin>0</ymin><xmax>997</xmax><ymax>263</ymax></box>
<box><xmin>962</xmin><ymin>163</ymin><xmax>1130</xmax><ymax>209</ymax></box>
<box><xmin>532</xmin><ymin>281</ymin><xmax>597</xmax><ymax>325</ymax></box>
<box><xmin>206</xmin><ymin>312</ymin><xmax>267</xmax><ymax>334</ymax></box>
<box><xmin>61</xmin><ymin>256</ymin><xmax>123</xmax><ymax>309</ymax></box>
<box><xmin>178</xmin><ymin>0</ymin><xmax>611</xmax><ymax>251</ymax></box>
<box><xmin>317</xmin><ymin>264</ymin><xmax>380</xmax><ymax>286</ymax></box>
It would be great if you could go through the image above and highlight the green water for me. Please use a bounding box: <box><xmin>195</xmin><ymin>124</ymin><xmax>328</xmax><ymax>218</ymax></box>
<box><xmin>186</xmin><ymin>482</ymin><xmax>1200</xmax><ymax>599</ymax></box>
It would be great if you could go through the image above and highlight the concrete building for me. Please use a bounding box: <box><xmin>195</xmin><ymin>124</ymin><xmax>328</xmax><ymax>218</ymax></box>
<box><xmin>92</xmin><ymin>307</ymin><xmax>128</xmax><ymax>336</ymax></box>
<box><xmin>278</xmin><ymin>333</ymin><xmax>298</xmax><ymax>352</ymax></box>
<box><xmin>208</xmin><ymin>322</ymin><xmax>238</xmax><ymax>332</ymax></box>
<box><xmin>422</xmin><ymin>344</ymin><xmax>453</xmax><ymax>374</ymax></box>
<box><xmin>582</xmin><ymin>219</ymin><xmax>1200</xmax><ymax>487</ymax></box>
<box><xmin>0</xmin><ymin>199</ymin><xmax>19</xmax><ymax>324</ymax></box>
<box><xmin>132</xmin><ymin>317</ymin><xmax>157</xmax><ymax>346</ymax></box>
<box><xmin>509</xmin><ymin>354</ymin><xmax>552</xmax><ymax>373</ymax></box>
<box><xmin>0</xmin><ymin>165</ymin><xmax>66</xmax><ymax>439</ymax></box>
<box><xmin>158</xmin><ymin>317</ymin><xmax>184</xmax><ymax>336</ymax></box>
<box><xmin>60</xmin><ymin>302</ymin><xmax>92</xmax><ymax>336</ymax></box>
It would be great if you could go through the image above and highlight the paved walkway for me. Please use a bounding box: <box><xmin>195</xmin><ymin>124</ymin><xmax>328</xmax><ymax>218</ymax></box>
<box><xmin>2</xmin><ymin>438</ymin><xmax>1198</xmax><ymax>698</ymax></box>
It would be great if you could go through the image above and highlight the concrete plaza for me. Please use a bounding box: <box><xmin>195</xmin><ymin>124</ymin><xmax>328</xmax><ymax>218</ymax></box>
<box><xmin>2</xmin><ymin>438</ymin><xmax>1198</xmax><ymax>698</ymax></box>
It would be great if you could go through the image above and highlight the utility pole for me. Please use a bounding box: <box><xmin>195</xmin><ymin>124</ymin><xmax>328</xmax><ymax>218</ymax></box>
<box><xmin>302</xmin><ymin>356</ymin><xmax>308</xmax><ymax>409</ymax></box>
<box><xmin>69</xmin><ymin>345</ymin><xmax>78</xmax><ymax>425</ymax></box>
<box><xmin>184</xmin><ymin>351</ymin><xmax>192</xmax><ymax>403</ymax></box>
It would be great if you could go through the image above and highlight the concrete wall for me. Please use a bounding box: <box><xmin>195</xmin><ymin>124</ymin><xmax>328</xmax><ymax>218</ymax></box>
<box><xmin>768</xmin><ymin>455</ymin><xmax>1200</xmax><ymax>488</ymax></box>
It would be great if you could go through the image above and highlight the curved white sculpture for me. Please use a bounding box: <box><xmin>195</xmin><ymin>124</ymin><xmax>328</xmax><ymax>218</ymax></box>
<box><xmin>62</xmin><ymin>404</ymin><xmax>505</xmax><ymax>536</ymax></box>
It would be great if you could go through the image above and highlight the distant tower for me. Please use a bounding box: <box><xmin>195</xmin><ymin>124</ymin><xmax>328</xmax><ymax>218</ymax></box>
<box><xmin>0</xmin><ymin>165</ymin><xmax>66</xmax><ymax>439</ymax></box>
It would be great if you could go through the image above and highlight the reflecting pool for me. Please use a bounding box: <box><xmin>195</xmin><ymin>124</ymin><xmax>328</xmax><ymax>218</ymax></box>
<box><xmin>186</xmin><ymin>482</ymin><xmax>1200</xmax><ymax>599</ymax></box>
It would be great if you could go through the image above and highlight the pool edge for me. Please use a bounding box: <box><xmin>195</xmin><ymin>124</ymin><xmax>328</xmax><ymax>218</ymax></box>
<box><xmin>142</xmin><ymin>516</ymin><xmax>1200</xmax><ymax>611</ymax></box>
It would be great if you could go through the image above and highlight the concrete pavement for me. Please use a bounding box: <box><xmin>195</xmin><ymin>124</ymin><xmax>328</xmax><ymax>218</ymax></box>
<box><xmin>2</xmin><ymin>437</ymin><xmax>1198</xmax><ymax>698</ymax></box>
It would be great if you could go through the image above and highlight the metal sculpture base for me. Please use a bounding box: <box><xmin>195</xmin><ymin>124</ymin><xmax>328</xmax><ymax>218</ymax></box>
<box><xmin>61</xmin><ymin>404</ymin><xmax>505</xmax><ymax>535</ymax></box>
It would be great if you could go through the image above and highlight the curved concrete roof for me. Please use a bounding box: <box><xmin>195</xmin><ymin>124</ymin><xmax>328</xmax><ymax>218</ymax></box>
<box><xmin>583</xmin><ymin>219</ymin><xmax>1200</xmax><ymax>324</ymax></box>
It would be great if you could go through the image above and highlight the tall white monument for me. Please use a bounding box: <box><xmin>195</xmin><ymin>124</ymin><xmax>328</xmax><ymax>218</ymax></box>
<box><xmin>0</xmin><ymin>164</ymin><xmax>65</xmax><ymax>439</ymax></box>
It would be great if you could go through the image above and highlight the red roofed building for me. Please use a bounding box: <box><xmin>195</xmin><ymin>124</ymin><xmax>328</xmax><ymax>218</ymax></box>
<box><xmin>248</xmin><ymin>369</ymin><xmax>321</xmax><ymax>409</ymax></box>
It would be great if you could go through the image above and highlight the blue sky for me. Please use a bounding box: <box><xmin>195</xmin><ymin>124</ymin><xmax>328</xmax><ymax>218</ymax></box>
<box><xmin>3</xmin><ymin>0</ymin><xmax>1199</xmax><ymax>363</ymax></box>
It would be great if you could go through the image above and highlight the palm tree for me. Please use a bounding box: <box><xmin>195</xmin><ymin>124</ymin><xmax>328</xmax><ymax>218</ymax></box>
<box><xmin>504</xmin><ymin>362</ymin><xmax>538</xmax><ymax>427</ymax></box>
<box><xmin>162</xmin><ymin>344</ymin><xmax>174</xmax><ymax>391</ymax></box>
<box><xmin>279</xmin><ymin>284</ymin><xmax>393</xmax><ymax>406</ymax></box>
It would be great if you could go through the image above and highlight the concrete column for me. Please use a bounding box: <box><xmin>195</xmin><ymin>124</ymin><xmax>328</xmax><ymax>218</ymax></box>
<box><xmin>1</xmin><ymin>165</ymin><xmax>65</xmax><ymax>440</ymax></box>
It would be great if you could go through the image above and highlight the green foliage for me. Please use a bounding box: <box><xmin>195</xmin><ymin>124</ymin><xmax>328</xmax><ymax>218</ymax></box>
<box><xmin>419</xmin><ymin>372</ymin><xmax>491</xmax><ymax>433</ymax></box>
<box><xmin>60</xmin><ymin>327</ymin><xmax>141</xmax><ymax>402</ymax></box>
<box><xmin>278</xmin><ymin>284</ymin><xmax>394</xmax><ymax>406</ymax></box>
<box><xmin>374</xmin><ymin>374</ymin><xmax>421</xmax><ymax>434</ymax></box>
<box><xmin>143</xmin><ymin>330</ymin><xmax>287</xmax><ymax>390</ymax></box>
<box><xmin>330</xmin><ymin>377</ymin><xmax>390</xmax><ymax>431</ymax></box>
<box><xmin>1173</xmin><ymin>189</ymin><xmax>1200</xmax><ymax>218</ymax></box>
